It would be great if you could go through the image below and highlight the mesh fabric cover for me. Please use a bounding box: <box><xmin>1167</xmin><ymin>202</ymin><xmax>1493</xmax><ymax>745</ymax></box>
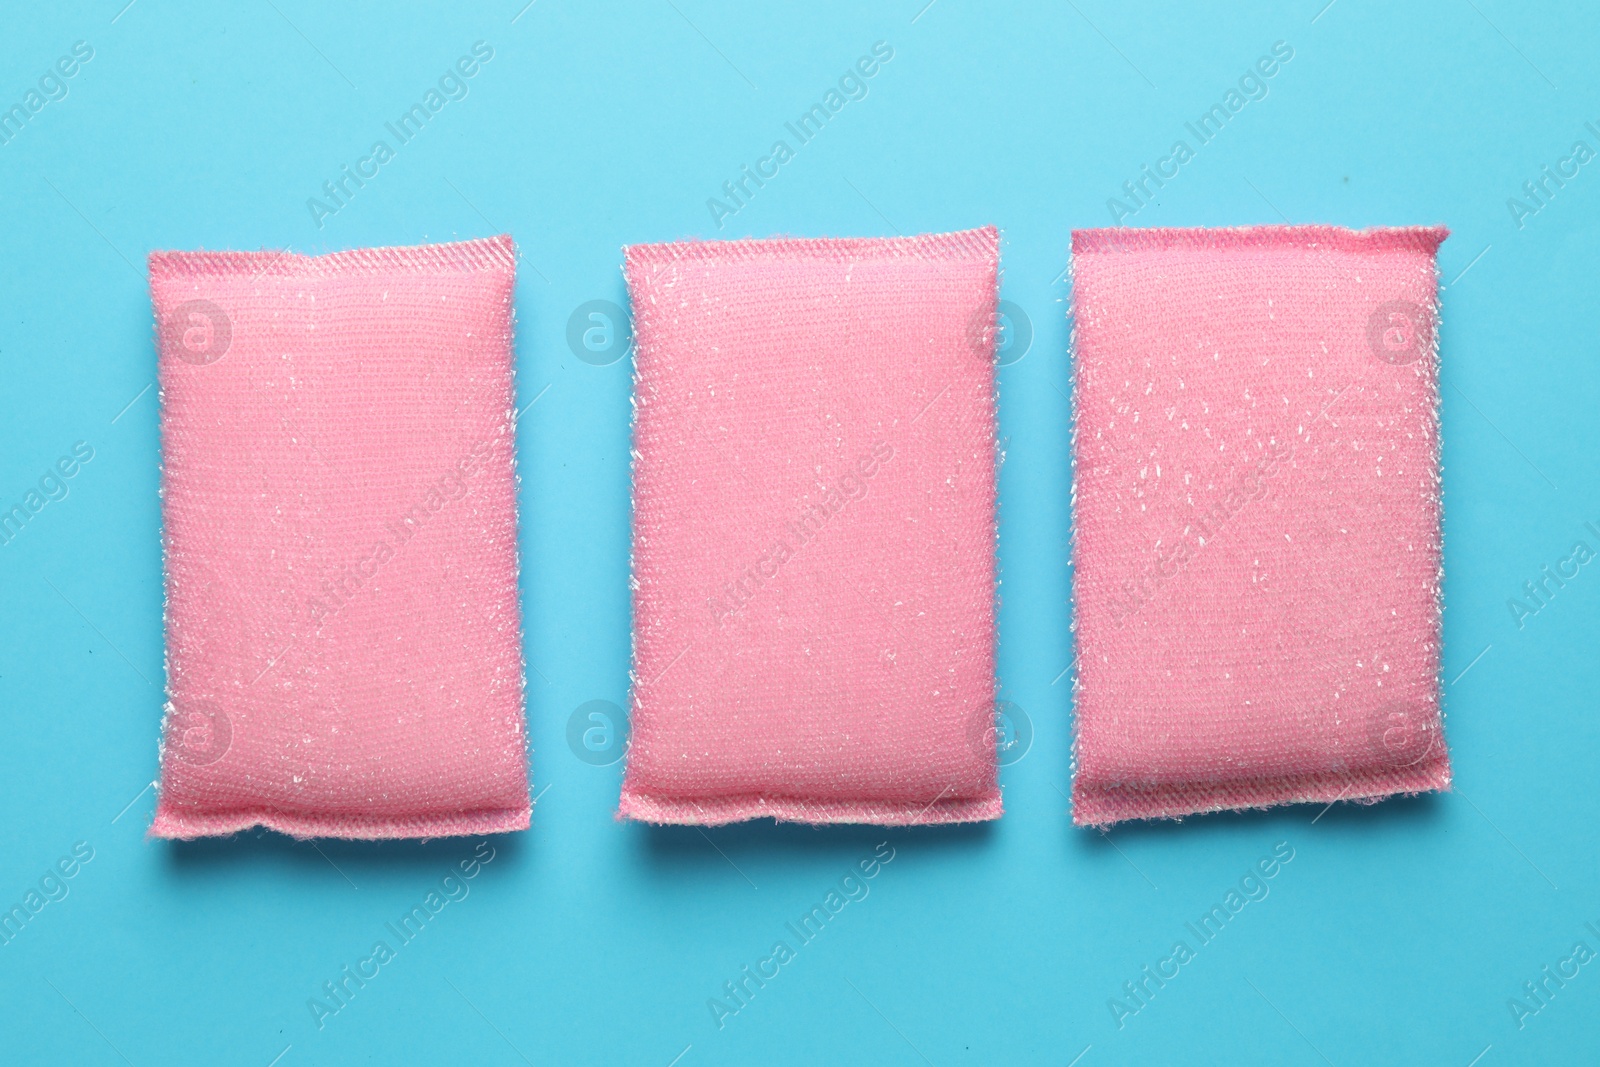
<box><xmin>149</xmin><ymin>236</ymin><xmax>529</xmax><ymax>840</ymax></box>
<box><xmin>1070</xmin><ymin>225</ymin><xmax>1451</xmax><ymax>826</ymax></box>
<box><xmin>620</xmin><ymin>228</ymin><xmax>1002</xmax><ymax>825</ymax></box>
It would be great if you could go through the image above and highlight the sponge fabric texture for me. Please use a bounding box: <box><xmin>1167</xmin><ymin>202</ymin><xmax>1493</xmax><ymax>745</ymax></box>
<box><xmin>621</xmin><ymin>228</ymin><xmax>1002</xmax><ymax>825</ymax></box>
<box><xmin>1070</xmin><ymin>226</ymin><xmax>1450</xmax><ymax>826</ymax></box>
<box><xmin>149</xmin><ymin>236</ymin><xmax>529</xmax><ymax>840</ymax></box>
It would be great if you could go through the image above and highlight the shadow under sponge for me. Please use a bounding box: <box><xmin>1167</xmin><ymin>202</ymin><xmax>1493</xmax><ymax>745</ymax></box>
<box><xmin>1069</xmin><ymin>225</ymin><xmax>1451</xmax><ymax>826</ymax></box>
<box><xmin>149</xmin><ymin>236</ymin><xmax>529</xmax><ymax>840</ymax></box>
<box><xmin>620</xmin><ymin>227</ymin><xmax>1002</xmax><ymax>826</ymax></box>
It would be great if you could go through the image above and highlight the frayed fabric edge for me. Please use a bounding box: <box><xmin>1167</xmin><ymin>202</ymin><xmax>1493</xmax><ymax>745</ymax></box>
<box><xmin>1071</xmin><ymin>224</ymin><xmax>1449</xmax><ymax>255</ymax></box>
<box><xmin>618</xmin><ymin>790</ymin><xmax>1002</xmax><ymax>827</ymax></box>
<box><xmin>148</xmin><ymin>234</ymin><xmax>517</xmax><ymax>278</ymax></box>
<box><xmin>149</xmin><ymin>803</ymin><xmax>531</xmax><ymax>841</ymax></box>
<box><xmin>1071</xmin><ymin>759</ymin><xmax>1452</xmax><ymax>828</ymax></box>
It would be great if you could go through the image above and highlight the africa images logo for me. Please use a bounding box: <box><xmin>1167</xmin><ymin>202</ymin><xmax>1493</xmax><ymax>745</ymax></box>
<box><xmin>1105</xmin><ymin>41</ymin><xmax>1293</xmax><ymax>223</ymax></box>
<box><xmin>1366</xmin><ymin>301</ymin><xmax>1432</xmax><ymax>365</ymax></box>
<box><xmin>566</xmin><ymin>699</ymin><xmax>628</xmax><ymax>767</ymax></box>
<box><xmin>1363</xmin><ymin>701</ymin><xmax>1442</xmax><ymax>769</ymax></box>
<box><xmin>164</xmin><ymin>299</ymin><xmax>232</xmax><ymax>365</ymax></box>
<box><xmin>306</xmin><ymin>42</ymin><xmax>495</xmax><ymax>229</ymax></box>
<box><xmin>706</xmin><ymin>41</ymin><xmax>894</xmax><ymax>228</ymax></box>
<box><xmin>1106</xmin><ymin>440</ymin><xmax>1293</xmax><ymax>628</ymax></box>
<box><xmin>0</xmin><ymin>440</ymin><xmax>95</xmax><ymax>549</ymax></box>
<box><xmin>305</xmin><ymin>437</ymin><xmax>501</xmax><ymax>631</ymax></box>
<box><xmin>566</xmin><ymin>300</ymin><xmax>633</xmax><ymax>367</ymax></box>
<box><xmin>706</xmin><ymin>441</ymin><xmax>894</xmax><ymax>628</ymax></box>
<box><xmin>165</xmin><ymin>698</ymin><xmax>232</xmax><ymax>767</ymax></box>
<box><xmin>0</xmin><ymin>40</ymin><xmax>94</xmax><ymax>148</ymax></box>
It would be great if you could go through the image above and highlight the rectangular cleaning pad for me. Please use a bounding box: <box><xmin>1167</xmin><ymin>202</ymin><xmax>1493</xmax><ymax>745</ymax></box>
<box><xmin>1070</xmin><ymin>225</ymin><xmax>1451</xmax><ymax>825</ymax></box>
<box><xmin>620</xmin><ymin>228</ymin><xmax>1002</xmax><ymax>825</ymax></box>
<box><xmin>150</xmin><ymin>236</ymin><xmax>529</xmax><ymax>839</ymax></box>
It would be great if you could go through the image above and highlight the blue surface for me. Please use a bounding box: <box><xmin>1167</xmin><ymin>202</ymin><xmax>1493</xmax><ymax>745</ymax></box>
<box><xmin>2</xmin><ymin>2</ymin><xmax>1597</xmax><ymax>1064</ymax></box>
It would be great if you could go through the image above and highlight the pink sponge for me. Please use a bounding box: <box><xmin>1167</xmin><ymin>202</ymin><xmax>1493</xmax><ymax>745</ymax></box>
<box><xmin>1070</xmin><ymin>225</ymin><xmax>1451</xmax><ymax>826</ymax></box>
<box><xmin>149</xmin><ymin>236</ymin><xmax>529</xmax><ymax>840</ymax></box>
<box><xmin>620</xmin><ymin>228</ymin><xmax>1002</xmax><ymax>825</ymax></box>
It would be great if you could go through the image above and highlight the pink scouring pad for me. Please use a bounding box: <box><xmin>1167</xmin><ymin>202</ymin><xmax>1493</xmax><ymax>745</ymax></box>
<box><xmin>620</xmin><ymin>227</ymin><xmax>1003</xmax><ymax>825</ymax></box>
<box><xmin>1070</xmin><ymin>225</ymin><xmax>1451</xmax><ymax>826</ymax></box>
<box><xmin>150</xmin><ymin>236</ymin><xmax>529</xmax><ymax>840</ymax></box>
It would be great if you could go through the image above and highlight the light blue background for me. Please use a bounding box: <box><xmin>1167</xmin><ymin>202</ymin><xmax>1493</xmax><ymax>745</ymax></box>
<box><xmin>2</xmin><ymin>2</ymin><xmax>1597</xmax><ymax>1064</ymax></box>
